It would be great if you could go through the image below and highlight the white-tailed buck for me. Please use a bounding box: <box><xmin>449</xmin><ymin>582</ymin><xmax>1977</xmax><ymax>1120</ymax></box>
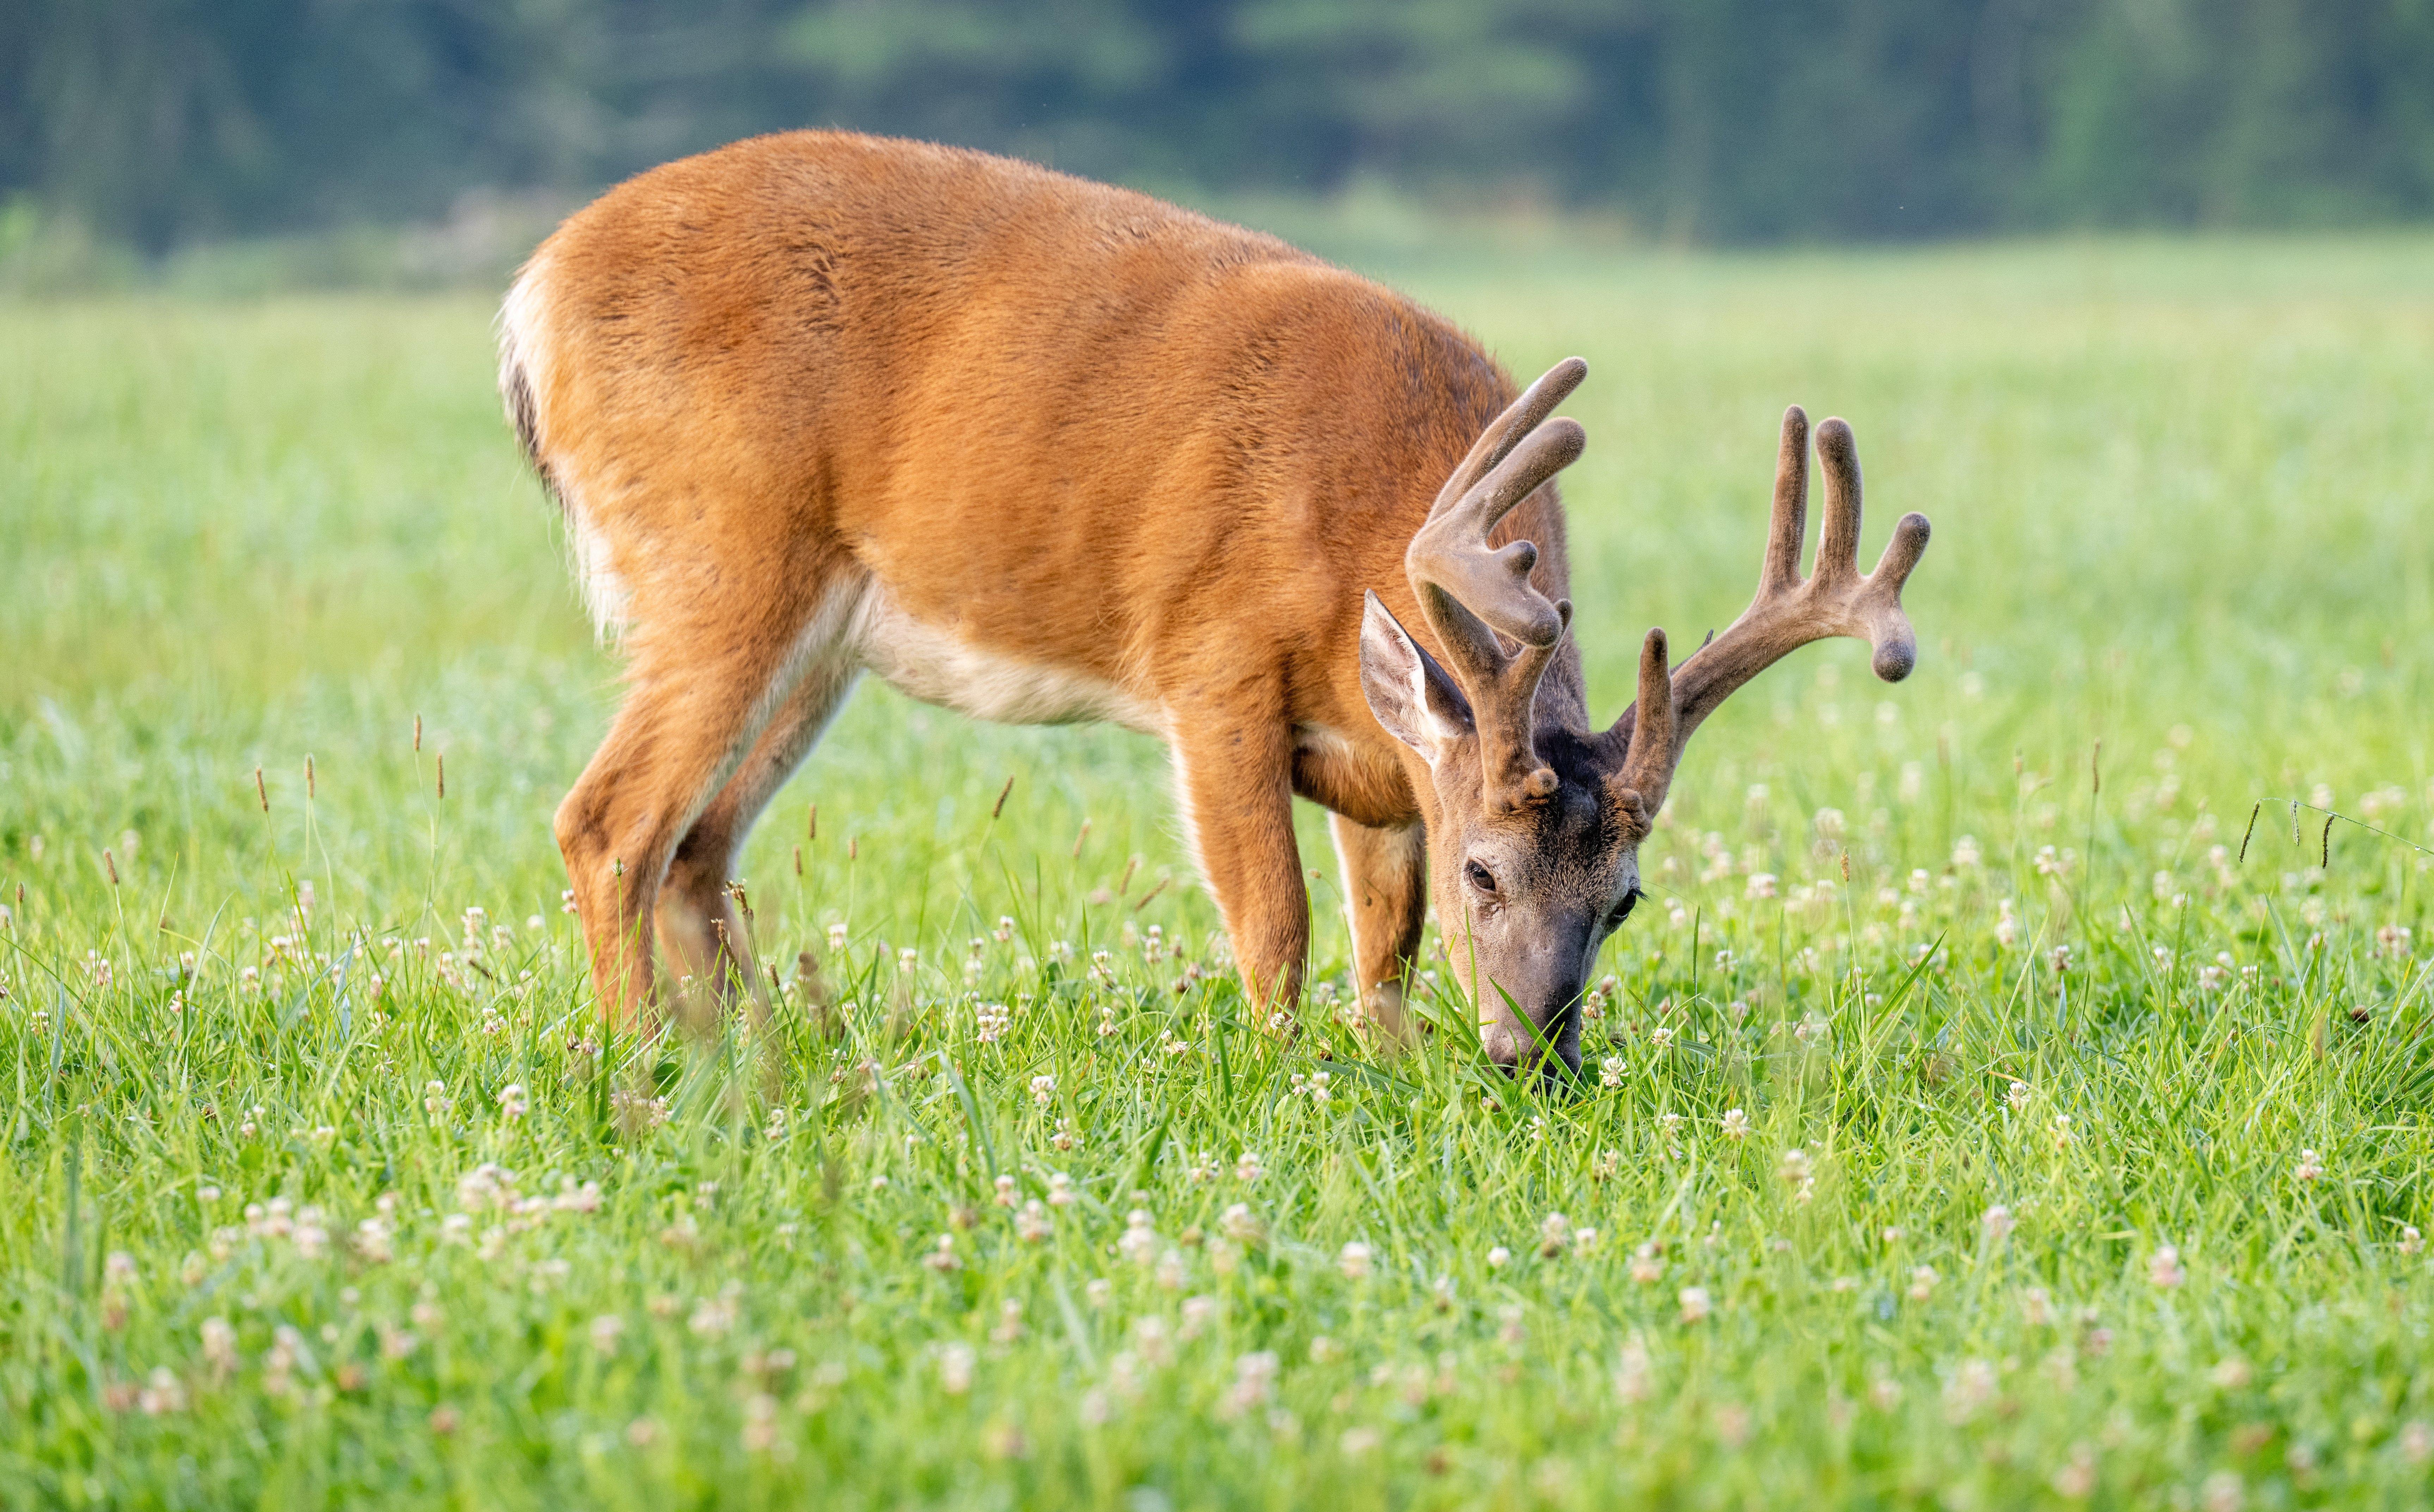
<box><xmin>502</xmin><ymin>132</ymin><xmax>1930</xmax><ymax>1074</ymax></box>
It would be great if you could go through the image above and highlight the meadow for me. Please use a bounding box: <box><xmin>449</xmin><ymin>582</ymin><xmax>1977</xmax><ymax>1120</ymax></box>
<box><xmin>3</xmin><ymin>231</ymin><xmax>2433</xmax><ymax>1510</ymax></box>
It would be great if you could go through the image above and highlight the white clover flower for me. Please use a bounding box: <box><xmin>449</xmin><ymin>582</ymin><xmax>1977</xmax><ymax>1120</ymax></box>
<box><xmin>1944</xmin><ymin>1358</ymin><xmax>1998</xmax><ymax>1423</ymax></box>
<box><xmin>1016</xmin><ymin>1201</ymin><xmax>1052</xmax><ymax>1243</ymax></box>
<box><xmin>2403</xmin><ymin>1421</ymin><xmax>2434</xmax><ymax>1465</ymax></box>
<box><xmin>497</xmin><ymin>1083</ymin><xmax>528</xmax><ymax>1120</ymax></box>
<box><xmin>1130</xmin><ymin>1315</ymin><xmax>1173</xmax><ymax>1365</ymax></box>
<box><xmin>1219</xmin><ymin>1203</ymin><xmax>1262</xmax><ymax>1245</ymax></box>
<box><xmin>1486</xmin><ymin>1246</ymin><xmax>1511</xmax><ymax>1270</ymax></box>
<box><xmin>200</xmin><ymin>1317</ymin><xmax>238</xmax><ymax>1372</ymax></box>
<box><xmin>1614</xmin><ymin>1337</ymin><xmax>1655</xmax><ymax>1402</ymax></box>
<box><xmin>1720</xmin><ymin>1108</ymin><xmax>1751</xmax><ymax>1141</ymax></box>
<box><xmin>1981</xmin><ymin>1204</ymin><xmax>2014</xmax><ymax>1242</ymax></box>
<box><xmin>938</xmin><ymin>1342</ymin><xmax>975</xmax><ymax>1395</ymax></box>
<box><xmin>1537</xmin><ymin>1213</ymin><xmax>1571</xmax><ymax>1258</ymax></box>
<box><xmin>1599</xmin><ymin>1055</ymin><xmax>1625</xmax><ymax>1088</ymax></box>
<box><xmin>2147</xmin><ymin>1244</ymin><xmax>2186</xmax><ymax>1289</ymax></box>
<box><xmin>1677</xmin><ymin>1286</ymin><xmax>1711</xmax><ymax>1323</ymax></box>
<box><xmin>134</xmin><ymin>1366</ymin><xmax>184</xmax><ymax>1416</ymax></box>
<box><xmin>1029</xmin><ymin>1074</ymin><xmax>1056</xmax><ymax>1107</ymax></box>
<box><xmin>354</xmin><ymin>1217</ymin><xmax>393</xmax><ymax>1264</ymax></box>
<box><xmin>1337</xmin><ymin>1241</ymin><xmax>1373</xmax><ymax>1280</ymax></box>
<box><xmin>689</xmin><ymin>1292</ymin><xmax>739</xmax><ymax>1335</ymax></box>
<box><xmin>456</xmin><ymin>1164</ymin><xmax>515</xmax><ymax>1212</ymax></box>
<box><xmin>1118</xmin><ymin>1210</ymin><xmax>1158</xmax><ymax>1266</ymax></box>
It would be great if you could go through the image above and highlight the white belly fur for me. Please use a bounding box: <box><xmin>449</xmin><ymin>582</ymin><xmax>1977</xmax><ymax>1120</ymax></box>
<box><xmin>850</xmin><ymin>583</ymin><xmax>1167</xmax><ymax>736</ymax></box>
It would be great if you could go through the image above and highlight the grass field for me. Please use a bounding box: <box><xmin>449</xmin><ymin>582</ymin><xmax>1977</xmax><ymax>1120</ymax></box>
<box><xmin>4</xmin><ymin>232</ymin><xmax>2434</xmax><ymax>1510</ymax></box>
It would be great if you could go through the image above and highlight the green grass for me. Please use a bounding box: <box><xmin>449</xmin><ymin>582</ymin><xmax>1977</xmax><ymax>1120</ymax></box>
<box><xmin>4</xmin><ymin>232</ymin><xmax>2434</xmax><ymax>1510</ymax></box>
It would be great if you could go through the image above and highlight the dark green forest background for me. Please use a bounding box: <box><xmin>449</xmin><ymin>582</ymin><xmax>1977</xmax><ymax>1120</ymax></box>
<box><xmin>5</xmin><ymin>0</ymin><xmax>2434</xmax><ymax>258</ymax></box>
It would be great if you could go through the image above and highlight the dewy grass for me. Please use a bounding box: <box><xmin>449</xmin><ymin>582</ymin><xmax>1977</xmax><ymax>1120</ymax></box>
<box><xmin>3</xmin><ymin>234</ymin><xmax>2434</xmax><ymax>1508</ymax></box>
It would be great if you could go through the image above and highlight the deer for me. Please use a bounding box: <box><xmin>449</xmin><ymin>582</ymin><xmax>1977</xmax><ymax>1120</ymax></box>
<box><xmin>498</xmin><ymin>131</ymin><xmax>1930</xmax><ymax>1076</ymax></box>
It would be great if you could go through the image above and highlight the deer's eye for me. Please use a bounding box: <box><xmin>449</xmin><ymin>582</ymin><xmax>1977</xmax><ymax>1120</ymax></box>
<box><xmin>1464</xmin><ymin>860</ymin><xmax>1498</xmax><ymax>895</ymax></box>
<box><xmin>1607</xmin><ymin>888</ymin><xmax>1643</xmax><ymax>928</ymax></box>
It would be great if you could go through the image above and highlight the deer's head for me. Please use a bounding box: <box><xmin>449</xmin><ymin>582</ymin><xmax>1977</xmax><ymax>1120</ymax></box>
<box><xmin>1359</xmin><ymin>359</ymin><xmax>1931</xmax><ymax>1078</ymax></box>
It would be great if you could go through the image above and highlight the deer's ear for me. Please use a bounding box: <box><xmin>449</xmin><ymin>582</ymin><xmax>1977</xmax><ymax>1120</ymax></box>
<box><xmin>1361</xmin><ymin>591</ymin><xmax>1474</xmax><ymax>763</ymax></box>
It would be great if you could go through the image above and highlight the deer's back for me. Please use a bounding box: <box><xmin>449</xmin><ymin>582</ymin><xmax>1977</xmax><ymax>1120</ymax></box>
<box><xmin>505</xmin><ymin>131</ymin><xmax>1517</xmax><ymax>732</ymax></box>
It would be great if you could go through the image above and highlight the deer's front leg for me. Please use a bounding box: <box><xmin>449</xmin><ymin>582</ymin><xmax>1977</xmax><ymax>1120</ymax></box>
<box><xmin>1170</xmin><ymin>717</ymin><xmax>1307</xmax><ymax>1026</ymax></box>
<box><xmin>1328</xmin><ymin>812</ymin><xmax>1425</xmax><ymax>1042</ymax></box>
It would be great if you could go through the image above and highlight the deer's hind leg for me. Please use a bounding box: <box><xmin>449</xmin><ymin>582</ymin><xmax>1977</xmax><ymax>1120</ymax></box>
<box><xmin>554</xmin><ymin>549</ymin><xmax>864</xmax><ymax>1038</ymax></box>
<box><xmin>656</xmin><ymin>593</ymin><xmax>864</xmax><ymax>1022</ymax></box>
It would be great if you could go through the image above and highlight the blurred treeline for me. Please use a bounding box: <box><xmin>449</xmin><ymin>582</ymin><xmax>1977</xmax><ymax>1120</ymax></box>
<box><xmin>4</xmin><ymin>0</ymin><xmax>2433</xmax><ymax>260</ymax></box>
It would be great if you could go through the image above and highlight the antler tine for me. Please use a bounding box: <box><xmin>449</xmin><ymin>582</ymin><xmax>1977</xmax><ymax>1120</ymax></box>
<box><xmin>1405</xmin><ymin>359</ymin><xmax>1591</xmax><ymax>815</ymax></box>
<box><xmin>1812</xmin><ymin>416</ymin><xmax>1866</xmax><ymax>589</ymax></box>
<box><xmin>1430</xmin><ymin>356</ymin><xmax>1588</xmax><ymax>521</ymax></box>
<box><xmin>1605</xmin><ymin>410</ymin><xmax>1931</xmax><ymax>803</ymax></box>
<box><xmin>1814</xmin><ymin>417</ymin><xmax>1930</xmax><ymax>679</ymax></box>
<box><xmin>1611</xmin><ymin>628</ymin><xmax>1675</xmax><ymax>819</ymax></box>
<box><xmin>1762</xmin><ymin>406</ymin><xmax>1811</xmax><ymax>595</ymax></box>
